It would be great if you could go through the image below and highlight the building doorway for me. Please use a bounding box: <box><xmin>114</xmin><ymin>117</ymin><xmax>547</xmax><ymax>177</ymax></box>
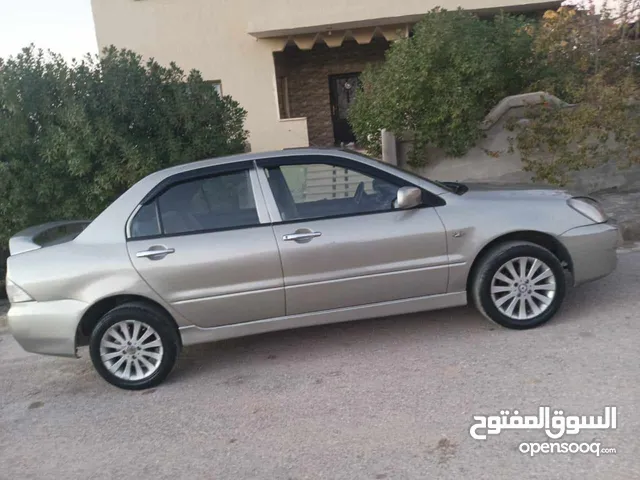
<box><xmin>273</xmin><ymin>39</ymin><xmax>389</xmax><ymax>147</ymax></box>
<box><xmin>329</xmin><ymin>73</ymin><xmax>360</xmax><ymax>146</ymax></box>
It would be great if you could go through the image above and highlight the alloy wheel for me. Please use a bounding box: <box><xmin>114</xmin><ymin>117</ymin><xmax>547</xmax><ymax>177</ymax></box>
<box><xmin>490</xmin><ymin>256</ymin><xmax>557</xmax><ymax>321</ymax></box>
<box><xmin>99</xmin><ymin>320</ymin><xmax>164</xmax><ymax>381</ymax></box>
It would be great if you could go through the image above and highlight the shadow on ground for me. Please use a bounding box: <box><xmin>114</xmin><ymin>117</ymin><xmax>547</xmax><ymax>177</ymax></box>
<box><xmin>170</xmin><ymin>305</ymin><xmax>487</xmax><ymax>383</ymax></box>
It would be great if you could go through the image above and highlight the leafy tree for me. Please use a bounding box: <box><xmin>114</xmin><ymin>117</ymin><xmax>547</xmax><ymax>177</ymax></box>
<box><xmin>0</xmin><ymin>45</ymin><xmax>248</xmax><ymax>247</ymax></box>
<box><xmin>348</xmin><ymin>8</ymin><xmax>539</xmax><ymax>164</ymax></box>
<box><xmin>510</xmin><ymin>2</ymin><xmax>640</xmax><ymax>184</ymax></box>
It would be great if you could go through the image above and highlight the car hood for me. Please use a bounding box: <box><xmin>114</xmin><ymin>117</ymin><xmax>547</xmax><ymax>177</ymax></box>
<box><xmin>452</xmin><ymin>181</ymin><xmax>581</xmax><ymax>201</ymax></box>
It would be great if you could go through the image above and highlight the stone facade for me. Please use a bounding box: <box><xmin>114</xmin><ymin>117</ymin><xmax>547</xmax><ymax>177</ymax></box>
<box><xmin>274</xmin><ymin>37</ymin><xmax>390</xmax><ymax>147</ymax></box>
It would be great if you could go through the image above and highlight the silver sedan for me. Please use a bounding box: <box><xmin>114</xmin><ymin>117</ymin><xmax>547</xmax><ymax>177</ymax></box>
<box><xmin>6</xmin><ymin>148</ymin><xmax>619</xmax><ymax>389</ymax></box>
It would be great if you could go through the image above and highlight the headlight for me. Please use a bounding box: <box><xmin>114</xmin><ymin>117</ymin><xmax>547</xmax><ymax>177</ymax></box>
<box><xmin>5</xmin><ymin>279</ymin><xmax>34</xmax><ymax>304</ymax></box>
<box><xmin>567</xmin><ymin>197</ymin><xmax>608</xmax><ymax>223</ymax></box>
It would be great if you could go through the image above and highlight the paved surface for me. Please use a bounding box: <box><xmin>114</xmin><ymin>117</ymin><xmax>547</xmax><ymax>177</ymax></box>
<box><xmin>597</xmin><ymin>191</ymin><xmax>640</xmax><ymax>241</ymax></box>
<box><xmin>0</xmin><ymin>301</ymin><xmax>7</xmax><ymax>331</ymax></box>
<box><xmin>1</xmin><ymin>254</ymin><xmax>640</xmax><ymax>480</ymax></box>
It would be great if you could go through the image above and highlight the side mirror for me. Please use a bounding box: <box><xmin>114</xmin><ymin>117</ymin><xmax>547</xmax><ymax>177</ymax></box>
<box><xmin>395</xmin><ymin>186</ymin><xmax>422</xmax><ymax>209</ymax></box>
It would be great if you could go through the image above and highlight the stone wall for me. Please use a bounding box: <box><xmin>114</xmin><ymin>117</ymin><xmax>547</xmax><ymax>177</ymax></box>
<box><xmin>274</xmin><ymin>38</ymin><xmax>389</xmax><ymax>147</ymax></box>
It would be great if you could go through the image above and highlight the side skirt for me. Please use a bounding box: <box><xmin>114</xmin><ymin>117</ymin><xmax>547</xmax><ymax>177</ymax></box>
<box><xmin>179</xmin><ymin>291</ymin><xmax>467</xmax><ymax>347</ymax></box>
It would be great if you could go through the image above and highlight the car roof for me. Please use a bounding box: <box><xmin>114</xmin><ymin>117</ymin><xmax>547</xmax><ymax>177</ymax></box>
<box><xmin>150</xmin><ymin>147</ymin><xmax>348</xmax><ymax>179</ymax></box>
<box><xmin>141</xmin><ymin>146</ymin><xmax>449</xmax><ymax>199</ymax></box>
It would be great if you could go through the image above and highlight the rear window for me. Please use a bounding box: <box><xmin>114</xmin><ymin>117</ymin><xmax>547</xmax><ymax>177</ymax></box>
<box><xmin>129</xmin><ymin>169</ymin><xmax>259</xmax><ymax>238</ymax></box>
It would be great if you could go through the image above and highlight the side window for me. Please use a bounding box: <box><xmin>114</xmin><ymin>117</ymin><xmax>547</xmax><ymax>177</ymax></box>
<box><xmin>130</xmin><ymin>169</ymin><xmax>259</xmax><ymax>238</ymax></box>
<box><xmin>265</xmin><ymin>162</ymin><xmax>401</xmax><ymax>221</ymax></box>
<box><xmin>130</xmin><ymin>202</ymin><xmax>161</xmax><ymax>238</ymax></box>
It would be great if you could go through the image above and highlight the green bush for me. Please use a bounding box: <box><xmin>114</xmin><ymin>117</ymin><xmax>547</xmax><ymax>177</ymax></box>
<box><xmin>510</xmin><ymin>7</ymin><xmax>640</xmax><ymax>184</ymax></box>
<box><xmin>0</xmin><ymin>45</ymin><xmax>248</xmax><ymax>247</ymax></box>
<box><xmin>348</xmin><ymin>8</ymin><xmax>539</xmax><ymax>165</ymax></box>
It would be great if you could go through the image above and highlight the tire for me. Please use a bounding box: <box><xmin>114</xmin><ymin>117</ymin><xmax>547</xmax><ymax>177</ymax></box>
<box><xmin>471</xmin><ymin>241</ymin><xmax>566</xmax><ymax>330</ymax></box>
<box><xmin>89</xmin><ymin>302</ymin><xmax>180</xmax><ymax>390</ymax></box>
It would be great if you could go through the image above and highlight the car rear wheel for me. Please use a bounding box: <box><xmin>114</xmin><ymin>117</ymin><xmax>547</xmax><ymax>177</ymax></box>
<box><xmin>471</xmin><ymin>241</ymin><xmax>566</xmax><ymax>329</ymax></box>
<box><xmin>89</xmin><ymin>302</ymin><xmax>180</xmax><ymax>390</ymax></box>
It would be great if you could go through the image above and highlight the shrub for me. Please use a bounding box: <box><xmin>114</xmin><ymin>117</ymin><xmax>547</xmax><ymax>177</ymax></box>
<box><xmin>348</xmin><ymin>8</ymin><xmax>539</xmax><ymax>165</ymax></box>
<box><xmin>0</xmin><ymin>45</ymin><xmax>248</xmax><ymax>247</ymax></box>
<box><xmin>510</xmin><ymin>4</ymin><xmax>640</xmax><ymax>184</ymax></box>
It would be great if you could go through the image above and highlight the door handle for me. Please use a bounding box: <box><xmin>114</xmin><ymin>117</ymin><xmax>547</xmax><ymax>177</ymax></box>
<box><xmin>136</xmin><ymin>247</ymin><xmax>175</xmax><ymax>259</ymax></box>
<box><xmin>283</xmin><ymin>231</ymin><xmax>322</xmax><ymax>242</ymax></box>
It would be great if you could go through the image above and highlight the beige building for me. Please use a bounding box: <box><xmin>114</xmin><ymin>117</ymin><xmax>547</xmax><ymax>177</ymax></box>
<box><xmin>91</xmin><ymin>0</ymin><xmax>560</xmax><ymax>153</ymax></box>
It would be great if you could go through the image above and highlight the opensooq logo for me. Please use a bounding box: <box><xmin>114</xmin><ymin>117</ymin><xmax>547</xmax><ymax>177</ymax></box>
<box><xmin>469</xmin><ymin>406</ymin><xmax>617</xmax><ymax>440</ymax></box>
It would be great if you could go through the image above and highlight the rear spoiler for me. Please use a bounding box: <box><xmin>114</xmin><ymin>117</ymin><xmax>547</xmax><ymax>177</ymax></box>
<box><xmin>8</xmin><ymin>220</ymin><xmax>92</xmax><ymax>256</ymax></box>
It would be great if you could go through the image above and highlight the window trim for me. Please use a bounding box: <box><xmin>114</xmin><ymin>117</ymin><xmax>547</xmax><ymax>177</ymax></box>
<box><xmin>255</xmin><ymin>154</ymin><xmax>445</xmax><ymax>225</ymax></box>
<box><xmin>138</xmin><ymin>161</ymin><xmax>254</xmax><ymax>206</ymax></box>
<box><xmin>204</xmin><ymin>80</ymin><xmax>223</xmax><ymax>97</ymax></box>
<box><xmin>126</xmin><ymin>161</ymin><xmax>267</xmax><ymax>241</ymax></box>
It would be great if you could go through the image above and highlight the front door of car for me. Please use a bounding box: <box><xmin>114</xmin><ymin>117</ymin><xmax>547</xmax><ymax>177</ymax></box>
<box><xmin>256</xmin><ymin>156</ymin><xmax>449</xmax><ymax>316</ymax></box>
<box><xmin>126</xmin><ymin>165</ymin><xmax>285</xmax><ymax>328</ymax></box>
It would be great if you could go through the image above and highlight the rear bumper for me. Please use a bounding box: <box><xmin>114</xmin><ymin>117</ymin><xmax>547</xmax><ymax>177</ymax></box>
<box><xmin>559</xmin><ymin>222</ymin><xmax>620</xmax><ymax>286</ymax></box>
<box><xmin>7</xmin><ymin>299</ymin><xmax>87</xmax><ymax>358</ymax></box>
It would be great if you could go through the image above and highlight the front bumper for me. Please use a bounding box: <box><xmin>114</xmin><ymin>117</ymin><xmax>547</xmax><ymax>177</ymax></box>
<box><xmin>7</xmin><ymin>299</ymin><xmax>87</xmax><ymax>358</ymax></box>
<box><xmin>559</xmin><ymin>222</ymin><xmax>619</xmax><ymax>286</ymax></box>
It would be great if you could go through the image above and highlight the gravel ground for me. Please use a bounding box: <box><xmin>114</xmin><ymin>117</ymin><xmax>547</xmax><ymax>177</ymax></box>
<box><xmin>597</xmin><ymin>192</ymin><xmax>640</xmax><ymax>241</ymax></box>
<box><xmin>0</xmin><ymin>301</ymin><xmax>7</xmax><ymax>331</ymax></box>
<box><xmin>1</xmin><ymin>253</ymin><xmax>639</xmax><ymax>480</ymax></box>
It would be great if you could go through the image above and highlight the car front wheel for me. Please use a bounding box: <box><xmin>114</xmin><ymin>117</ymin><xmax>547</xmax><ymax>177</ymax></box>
<box><xmin>471</xmin><ymin>241</ymin><xmax>566</xmax><ymax>329</ymax></box>
<box><xmin>89</xmin><ymin>302</ymin><xmax>180</xmax><ymax>390</ymax></box>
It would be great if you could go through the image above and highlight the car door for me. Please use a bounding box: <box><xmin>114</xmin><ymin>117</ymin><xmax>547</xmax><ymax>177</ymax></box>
<box><xmin>256</xmin><ymin>154</ymin><xmax>449</xmax><ymax>316</ymax></box>
<box><xmin>126</xmin><ymin>163</ymin><xmax>285</xmax><ymax>328</ymax></box>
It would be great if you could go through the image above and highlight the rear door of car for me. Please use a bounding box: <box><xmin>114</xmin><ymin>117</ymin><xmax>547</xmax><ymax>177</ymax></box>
<box><xmin>255</xmin><ymin>154</ymin><xmax>450</xmax><ymax>316</ymax></box>
<box><xmin>126</xmin><ymin>162</ymin><xmax>285</xmax><ymax>328</ymax></box>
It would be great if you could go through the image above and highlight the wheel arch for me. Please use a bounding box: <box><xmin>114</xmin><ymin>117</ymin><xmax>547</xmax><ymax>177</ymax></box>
<box><xmin>76</xmin><ymin>294</ymin><xmax>180</xmax><ymax>348</ymax></box>
<box><xmin>466</xmin><ymin>230</ymin><xmax>573</xmax><ymax>295</ymax></box>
